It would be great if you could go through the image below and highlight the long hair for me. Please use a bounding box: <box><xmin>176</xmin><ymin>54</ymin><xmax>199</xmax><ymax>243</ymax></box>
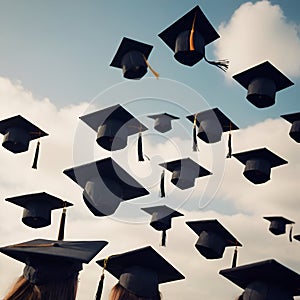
<box><xmin>109</xmin><ymin>283</ymin><xmax>162</xmax><ymax>300</ymax></box>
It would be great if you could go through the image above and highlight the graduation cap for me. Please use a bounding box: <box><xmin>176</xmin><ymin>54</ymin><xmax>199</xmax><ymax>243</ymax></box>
<box><xmin>80</xmin><ymin>104</ymin><xmax>148</xmax><ymax>155</ymax></box>
<box><xmin>263</xmin><ymin>216</ymin><xmax>294</xmax><ymax>242</ymax></box>
<box><xmin>159</xmin><ymin>158</ymin><xmax>212</xmax><ymax>191</ymax></box>
<box><xmin>141</xmin><ymin>205</ymin><xmax>184</xmax><ymax>246</ymax></box>
<box><xmin>0</xmin><ymin>238</ymin><xmax>108</xmax><ymax>285</ymax></box>
<box><xmin>63</xmin><ymin>157</ymin><xmax>149</xmax><ymax>217</ymax></box>
<box><xmin>110</xmin><ymin>37</ymin><xmax>158</xmax><ymax>79</ymax></box>
<box><xmin>219</xmin><ymin>259</ymin><xmax>300</xmax><ymax>300</ymax></box>
<box><xmin>96</xmin><ymin>246</ymin><xmax>185</xmax><ymax>299</ymax></box>
<box><xmin>186</xmin><ymin>219</ymin><xmax>242</xmax><ymax>264</ymax></box>
<box><xmin>232</xmin><ymin>147</ymin><xmax>287</xmax><ymax>185</ymax></box>
<box><xmin>0</xmin><ymin>115</ymin><xmax>48</xmax><ymax>168</ymax></box>
<box><xmin>233</xmin><ymin>61</ymin><xmax>294</xmax><ymax>108</ymax></box>
<box><xmin>281</xmin><ymin>112</ymin><xmax>300</xmax><ymax>143</ymax></box>
<box><xmin>158</xmin><ymin>5</ymin><xmax>229</xmax><ymax>71</ymax></box>
<box><xmin>5</xmin><ymin>192</ymin><xmax>73</xmax><ymax>229</ymax></box>
<box><xmin>186</xmin><ymin>108</ymin><xmax>239</xmax><ymax>156</ymax></box>
<box><xmin>147</xmin><ymin>113</ymin><xmax>179</xmax><ymax>133</ymax></box>
<box><xmin>293</xmin><ymin>235</ymin><xmax>300</xmax><ymax>242</ymax></box>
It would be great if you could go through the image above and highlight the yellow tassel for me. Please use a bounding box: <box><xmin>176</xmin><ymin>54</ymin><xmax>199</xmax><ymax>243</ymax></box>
<box><xmin>143</xmin><ymin>56</ymin><xmax>159</xmax><ymax>79</ymax></box>
<box><xmin>189</xmin><ymin>13</ymin><xmax>197</xmax><ymax>51</ymax></box>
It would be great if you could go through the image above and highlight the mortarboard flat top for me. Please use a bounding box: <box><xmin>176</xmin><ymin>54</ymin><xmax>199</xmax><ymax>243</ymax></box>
<box><xmin>263</xmin><ymin>216</ymin><xmax>294</xmax><ymax>225</ymax></box>
<box><xmin>233</xmin><ymin>61</ymin><xmax>294</xmax><ymax>92</ymax></box>
<box><xmin>5</xmin><ymin>192</ymin><xmax>73</xmax><ymax>228</ymax></box>
<box><xmin>97</xmin><ymin>246</ymin><xmax>184</xmax><ymax>297</ymax></box>
<box><xmin>186</xmin><ymin>107</ymin><xmax>239</xmax><ymax>132</ymax></box>
<box><xmin>141</xmin><ymin>205</ymin><xmax>183</xmax><ymax>219</ymax></box>
<box><xmin>158</xmin><ymin>5</ymin><xmax>219</xmax><ymax>52</ymax></box>
<box><xmin>233</xmin><ymin>148</ymin><xmax>287</xmax><ymax>168</ymax></box>
<box><xmin>186</xmin><ymin>219</ymin><xmax>242</xmax><ymax>247</ymax></box>
<box><xmin>281</xmin><ymin>112</ymin><xmax>300</xmax><ymax>124</ymax></box>
<box><xmin>219</xmin><ymin>259</ymin><xmax>300</xmax><ymax>297</ymax></box>
<box><xmin>110</xmin><ymin>37</ymin><xmax>153</xmax><ymax>69</ymax></box>
<box><xmin>148</xmin><ymin>113</ymin><xmax>180</xmax><ymax>121</ymax></box>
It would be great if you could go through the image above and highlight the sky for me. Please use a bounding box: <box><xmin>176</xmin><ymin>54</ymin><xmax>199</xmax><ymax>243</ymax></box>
<box><xmin>0</xmin><ymin>0</ymin><xmax>300</xmax><ymax>299</ymax></box>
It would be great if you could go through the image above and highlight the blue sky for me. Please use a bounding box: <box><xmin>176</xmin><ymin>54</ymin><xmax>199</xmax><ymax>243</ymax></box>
<box><xmin>0</xmin><ymin>1</ymin><xmax>300</xmax><ymax>299</ymax></box>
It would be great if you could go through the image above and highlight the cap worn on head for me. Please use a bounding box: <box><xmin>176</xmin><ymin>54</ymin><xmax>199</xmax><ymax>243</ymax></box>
<box><xmin>110</xmin><ymin>37</ymin><xmax>154</xmax><ymax>79</ymax></box>
<box><xmin>159</xmin><ymin>158</ymin><xmax>212</xmax><ymax>190</ymax></box>
<box><xmin>219</xmin><ymin>259</ymin><xmax>300</xmax><ymax>300</ymax></box>
<box><xmin>233</xmin><ymin>147</ymin><xmax>287</xmax><ymax>184</ymax></box>
<box><xmin>0</xmin><ymin>238</ymin><xmax>108</xmax><ymax>285</ymax></box>
<box><xmin>263</xmin><ymin>216</ymin><xmax>294</xmax><ymax>236</ymax></box>
<box><xmin>281</xmin><ymin>112</ymin><xmax>300</xmax><ymax>143</ymax></box>
<box><xmin>186</xmin><ymin>219</ymin><xmax>242</xmax><ymax>260</ymax></box>
<box><xmin>0</xmin><ymin>115</ymin><xmax>48</xmax><ymax>154</ymax></box>
<box><xmin>233</xmin><ymin>61</ymin><xmax>294</xmax><ymax>108</ymax></box>
<box><xmin>147</xmin><ymin>113</ymin><xmax>179</xmax><ymax>133</ymax></box>
<box><xmin>63</xmin><ymin>157</ymin><xmax>149</xmax><ymax>217</ymax></box>
<box><xmin>186</xmin><ymin>108</ymin><xmax>239</xmax><ymax>143</ymax></box>
<box><xmin>96</xmin><ymin>246</ymin><xmax>184</xmax><ymax>298</ymax></box>
<box><xmin>5</xmin><ymin>192</ymin><xmax>73</xmax><ymax>229</ymax></box>
<box><xmin>80</xmin><ymin>104</ymin><xmax>147</xmax><ymax>152</ymax></box>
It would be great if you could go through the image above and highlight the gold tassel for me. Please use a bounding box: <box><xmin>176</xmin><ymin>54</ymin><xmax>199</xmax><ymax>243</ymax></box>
<box><xmin>95</xmin><ymin>257</ymin><xmax>109</xmax><ymax>300</ymax></box>
<box><xmin>189</xmin><ymin>13</ymin><xmax>197</xmax><ymax>51</ymax></box>
<box><xmin>143</xmin><ymin>55</ymin><xmax>159</xmax><ymax>79</ymax></box>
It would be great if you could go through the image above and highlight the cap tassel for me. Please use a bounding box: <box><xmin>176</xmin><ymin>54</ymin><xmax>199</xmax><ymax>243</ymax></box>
<box><xmin>95</xmin><ymin>257</ymin><xmax>109</xmax><ymax>300</ymax></box>
<box><xmin>289</xmin><ymin>224</ymin><xmax>293</xmax><ymax>243</ymax></box>
<box><xmin>193</xmin><ymin>115</ymin><xmax>199</xmax><ymax>152</ymax></box>
<box><xmin>204</xmin><ymin>56</ymin><xmax>229</xmax><ymax>72</ymax></box>
<box><xmin>226</xmin><ymin>123</ymin><xmax>232</xmax><ymax>158</ymax></box>
<box><xmin>160</xmin><ymin>169</ymin><xmax>166</xmax><ymax>198</ymax></box>
<box><xmin>161</xmin><ymin>229</ymin><xmax>167</xmax><ymax>247</ymax></box>
<box><xmin>57</xmin><ymin>204</ymin><xmax>67</xmax><ymax>241</ymax></box>
<box><xmin>32</xmin><ymin>140</ymin><xmax>40</xmax><ymax>169</ymax></box>
<box><xmin>138</xmin><ymin>132</ymin><xmax>144</xmax><ymax>161</ymax></box>
<box><xmin>143</xmin><ymin>55</ymin><xmax>159</xmax><ymax>79</ymax></box>
<box><xmin>231</xmin><ymin>246</ymin><xmax>238</xmax><ymax>268</ymax></box>
<box><xmin>189</xmin><ymin>13</ymin><xmax>197</xmax><ymax>51</ymax></box>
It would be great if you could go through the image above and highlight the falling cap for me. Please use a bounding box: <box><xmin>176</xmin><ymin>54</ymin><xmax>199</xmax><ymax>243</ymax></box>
<box><xmin>0</xmin><ymin>115</ymin><xmax>48</xmax><ymax>154</ymax></box>
<box><xmin>219</xmin><ymin>259</ymin><xmax>300</xmax><ymax>300</ymax></box>
<box><xmin>159</xmin><ymin>158</ymin><xmax>212</xmax><ymax>190</ymax></box>
<box><xmin>110</xmin><ymin>37</ymin><xmax>154</xmax><ymax>79</ymax></box>
<box><xmin>186</xmin><ymin>219</ymin><xmax>241</xmax><ymax>260</ymax></box>
<box><xmin>158</xmin><ymin>5</ymin><xmax>228</xmax><ymax>70</ymax></box>
<box><xmin>63</xmin><ymin>157</ymin><xmax>149</xmax><ymax>217</ymax></box>
<box><xmin>5</xmin><ymin>192</ymin><xmax>73</xmax><ymax>229</ymax></box>
<box><xmin>147</xmin><ymin>113</ymin><xmax>179</xmax><ymax>133</ymax></box>
<box><xmin>0</xmin><ymin>238</ymin><xmax>108</xmax><ymax>285</ymax></box>
<box><xmin>141</xmin><ymin>205</ymin><xmax>184</xmax><ymax>246</ymax></box>
<box><xmin>186</xmin><ymin>108</ymin><xmax>239</xmax><ymax>143</ymax></box>
<box><xmin>97</xmin><ymin>245</ymin><xmax>185</xmax><ymax>298</ymax></box>
<box><xmin>233</xmin><ymin>147</ymin><xmax>287</xmax><ymax>184</ymax></box>
<box><xmin>263</xmin><ymin>216</ymin><xmax>294</xmax><ymax>236</ymax></box>
<box><xmin>281</xmin><ymin>112</ymin><xmax>300</xmax><ymax>143</ymax></box>
<box><xmin>233</xmin><ymin>61</ymin><xmax>294</xmax><ymax>108</ymax></box>
<box><xmin>80</xmin><ymin>104</ymin><xmax>147</xmax><ymax>151</ymax></box>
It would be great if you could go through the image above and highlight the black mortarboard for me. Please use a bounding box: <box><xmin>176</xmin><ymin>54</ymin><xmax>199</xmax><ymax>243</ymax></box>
<box><xmin>5</xmin><ymin>192</ymin><xmax>73</xmax><ymax>229</ymax></box>
<box><xmin>233</xmin><ymin>61</ymin><xmax>294</xmax><ymax>108</ymax></box>
<box><xmin>110</xmin><ymin>37</ymin><xmax>158</xmax><ymax>79</ymax></box>
<box><xmin>97</xmin><ymin>246</ymin><xmax>184</xmax><ymax>298</ymax></box>
<box><xmin>186</xmin><ymin>219</ymin><xmax>242</xmax><ymax>260</ymax></box>
<box><xmin>80</xmin><ymin>104</ymin><xmax>147</xmax><ymax>152</ymax></box>
<box><xmin>158</xmin><ymin>5</ymin><xmax>228</xmax><ymax>71</ymax></box>
<box><xmin>63</xmin><ymin>157</ymin><xmax>149</xmax><ymax>217</ymax></box>
<box><xmin>159</xmin><ymin>158</ymin><xmax>212</xmax><ymax>190</ymax></box>
<box><xmin>281</xmin><ymin>112</ymin><xmax>300</xmax><ymax>143</ymax></box>
<box><xmin>0</xmin><ymin>238</ymin><xmax>108</xmax><ymax>285</ymax></box>
<box><xmin>293</xmin><ymin>235</ymin><xmax>300</xmax><ymax>242</ymax></box>
<box><xmin>141</xmin><ymin>205</ymin><xmax>184</xmax><ymax>246</ymax></box>
<box><xmin>219</xmin><ymin>259</ymin><xmax>300</xmax><ymax>300</ymax></box>
<box><xmin>186</xmin><ymin>108</ymin><xmax>239</xmax><ymax>144</ymax></box>
<box><xmin>232</xmin><ymin>147</ymin><xmax>287</xmax><ymax>184</ymax></box>
<box><xmin>0</xmin><ymin>115</ymin><xmax>48</xmax><ymax>154</ymax></box>
<box><xmin>263</xmin><ymin>216</ymin><xmax>294</xmax><ymax>239</ymax></box>
<box><xmin>147</xmin><ymin>113</ymin><xmax>179</xmax><ymax>133</ymax></box>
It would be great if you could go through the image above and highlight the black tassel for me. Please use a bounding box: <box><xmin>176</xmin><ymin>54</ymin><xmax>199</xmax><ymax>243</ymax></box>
<box><xmin>57</xmin><ymin>207</ymin><xmax>67</xmax><ymax>241</ymax></box>
<box><xmin>95</xmin><ymin>273</ymin><xmax>105</xmax><ymax>300</ymax></box>
<box><xmin>161</xmin><ymin>229</ymin><xmax>167</xmax><ymax>247</ymax></box>
<box><xmin>232</xmin><ymin>246</ymin><xmax>238</xmax><ymax>268</ymax></box>
<box><xmin>138</xmin><ymin>132</ymin><xmax>144</xmax><ymax>161</ymax></box>
<box><xmin>289</xmin><ymin>225</ymin><xmax>293</xmax><ymax>242</ymax></box>
<box><xmin>226</xmin><ymin>132</ymin><xmax>232</xmax><ymax>158</ymax></box>
<box><xmin>160</xmin><ymin>170</ymin><xmax>165</xmax><ymax>198</ymax></box>
<box><xmin>193</xmin><ymin>116</ymin><xmax>199</xmax><ymax>152</ymax></box>
<box><xmin>32</xmin><ymin>140</ymin><xmax>40</xmax><ymax>169</ymax></box>
<box><xmin>204</xmin><ymin>56</ymin><xmax>229</xmax><ymax>72</ymax></box>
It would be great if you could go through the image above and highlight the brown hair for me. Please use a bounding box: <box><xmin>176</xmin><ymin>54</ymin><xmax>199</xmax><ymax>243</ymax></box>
<box><xmin>109</xmin><ymin>283</ymin><xmax>162</xmax><ymax>300</ymax></box>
